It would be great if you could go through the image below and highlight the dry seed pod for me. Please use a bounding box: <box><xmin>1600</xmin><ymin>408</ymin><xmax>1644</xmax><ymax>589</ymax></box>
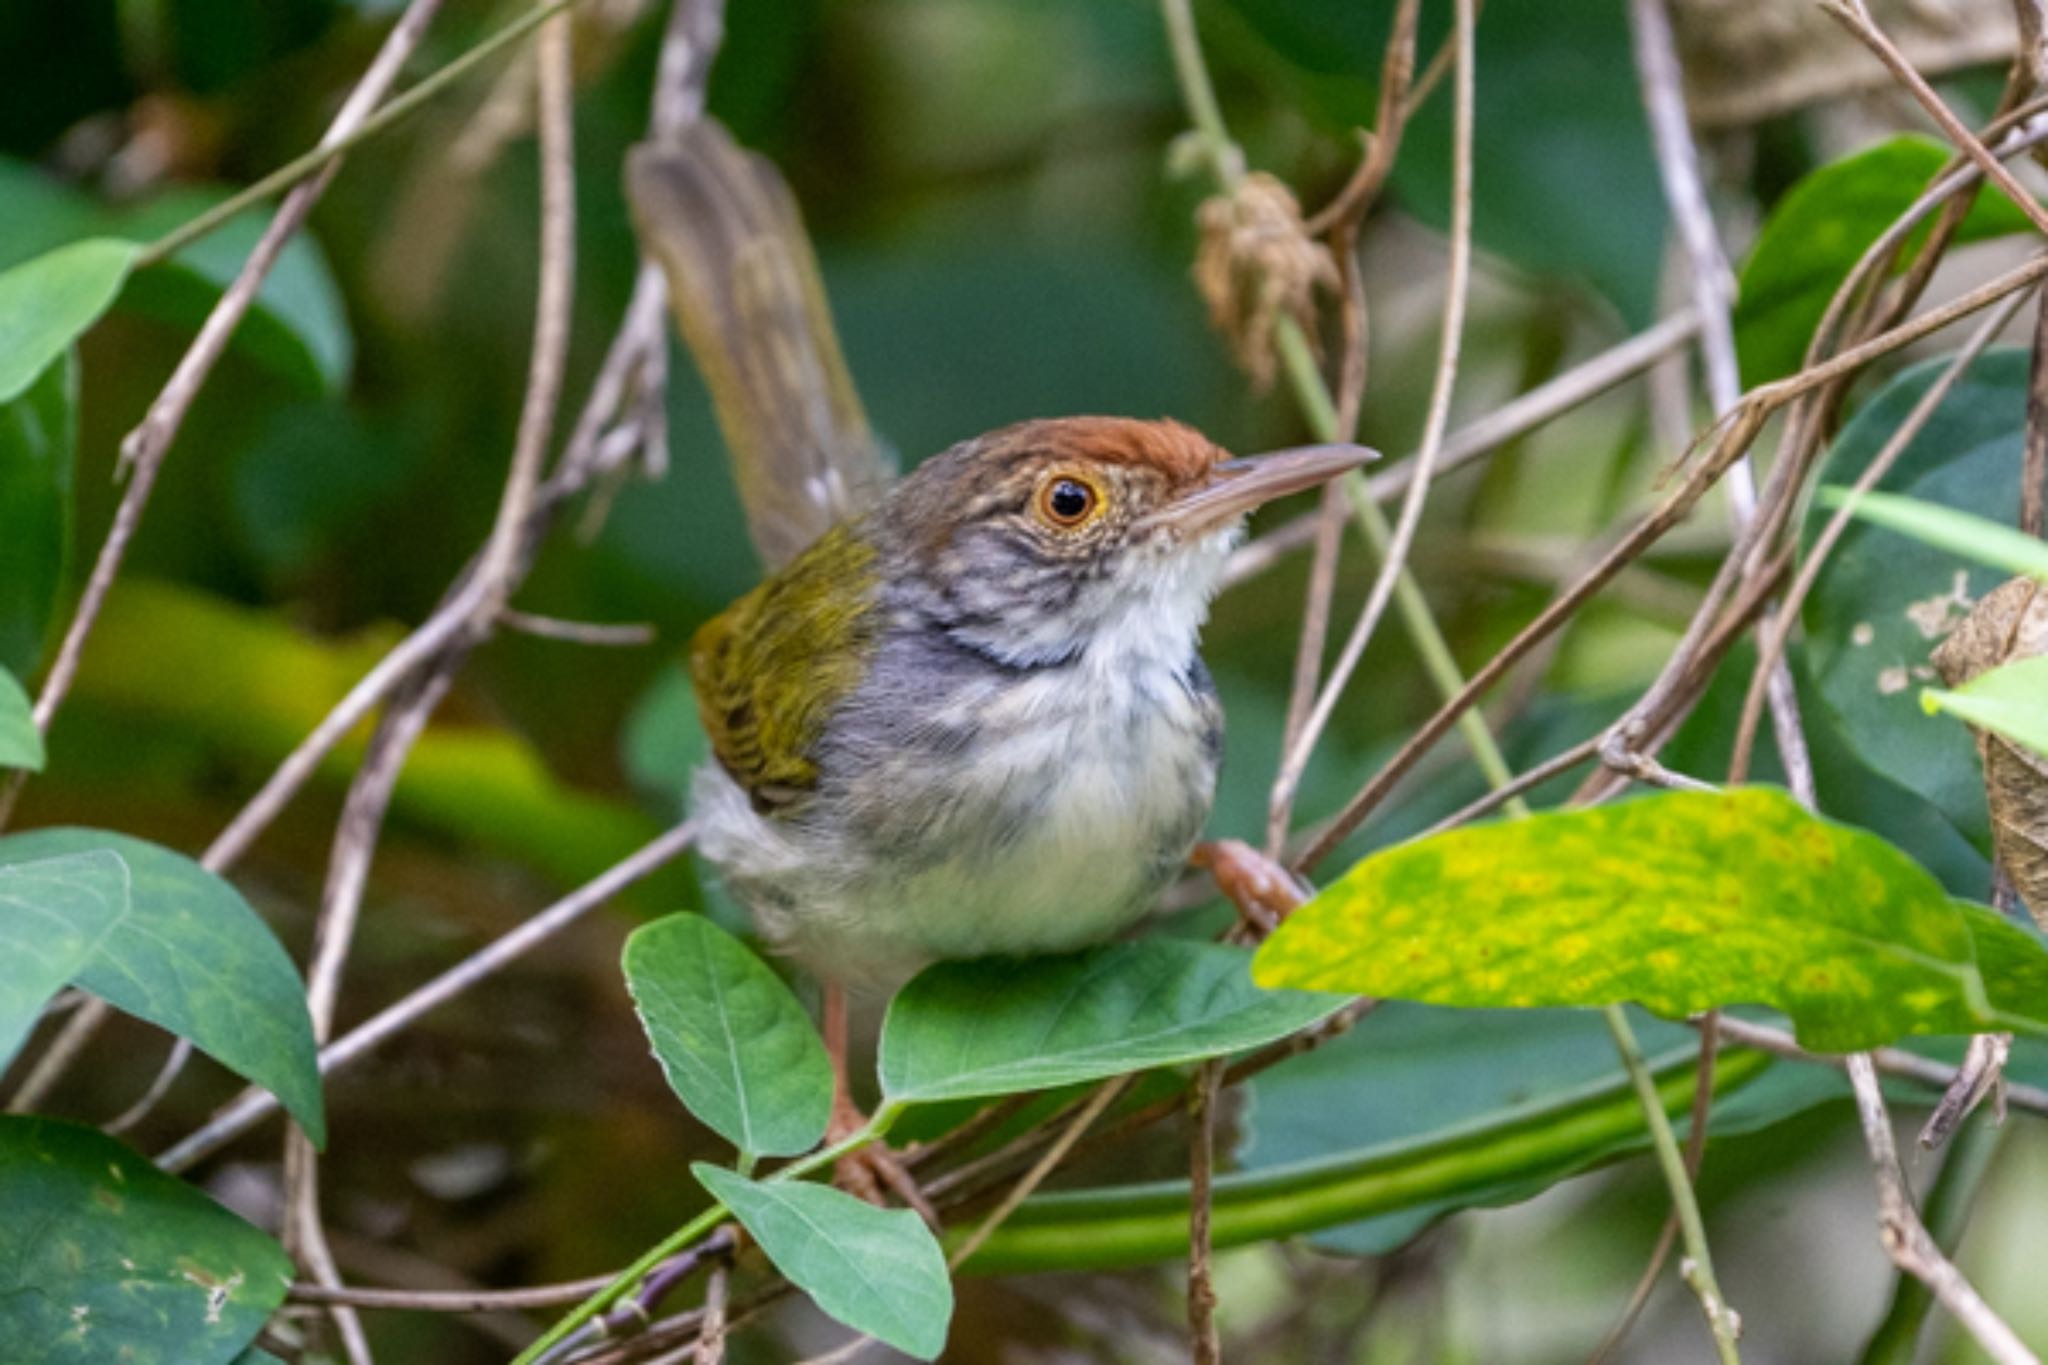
<box><xmin>1194</xmin><ymin>173</ymin><xmax>1338</xmax><ymax>391</ymax></box>
<box><xmin>1931</xmin><ymin>576</ymin><xmax>2048</xmax><ymax>926</ymax></box>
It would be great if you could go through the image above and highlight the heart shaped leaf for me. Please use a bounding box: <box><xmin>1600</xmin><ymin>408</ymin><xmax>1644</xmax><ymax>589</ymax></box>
<box><xmin>880</xmin><ymin>939</ymin><xmax>1346</xmax><ymax>1106</ymax></box>
<box><xmin>694</xmin><ymin>1163</ymin><xmax>951</xmax><ymax>1359</ymax></box>
<box><xmin>623</xmin><ymin>913</ymin><xmax>831</xmax><ymax>1161</ymax></box>
<box><xmin>1253</xmin><ymin>787</ymin><xmax>2048</xmax><ymax>1053</ymax></box>
<box><xmin>0</xmin><ymin>1116</ymin><xmax>291</xmax><ymax>1365</ymax></box>
<box><xmin>0</xmin><ymin>850</ymin><xmax>127</xmax><ymax>1071</ymax></box>
<box><xmin>0</xmin><ymin>829</ymin><xmax>324</xmax><ymax>1144</ymax></box>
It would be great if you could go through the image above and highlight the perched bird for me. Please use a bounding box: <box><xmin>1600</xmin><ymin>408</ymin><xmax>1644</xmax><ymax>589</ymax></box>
<box><xmin>686</xmin><ymin>415</ymin><xmax>1368</xmax><ymax>989</ymax></box>
<box><xmin>628</xmin><ymin>124</ymin><xmax>1371</xmax><ymax>1174</ymax></box>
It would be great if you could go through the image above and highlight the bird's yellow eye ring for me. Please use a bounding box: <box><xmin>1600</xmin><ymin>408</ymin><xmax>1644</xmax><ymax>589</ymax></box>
<box><xmin>1036</xmin><ymin>473</ymin><xmax>1101</xmax><ymax>528</ymax></box>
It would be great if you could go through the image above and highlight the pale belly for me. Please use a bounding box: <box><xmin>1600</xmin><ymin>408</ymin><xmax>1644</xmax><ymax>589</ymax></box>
<box><xmin>691</xmin><ymin>660</ymin><xmax>1221</xmax><ymax>989</ymax></box>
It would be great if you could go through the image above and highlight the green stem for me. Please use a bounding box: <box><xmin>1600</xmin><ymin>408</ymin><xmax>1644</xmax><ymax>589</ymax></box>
<box><xmin>511</xmin><ymin>1105</ymin><xmax>903</xmax><ymax>1365</ymax></box>
<box><xmin>1603</xmin><ymin>1005</ymin><xmax>1741</xmax><ymax>1364</ymax></box>
<box><xmin>136</xmin><ymin>0</ymin><xmax>584</xmax><ymax>269</ymax></box>
<box><xmin>952</xmin><ymin>1044</ymin><xmax>1770</xmax><ymax>1274</ymax></box>
<box><xmin>1164</xmin><ymin>8</ymin><xmax>1733</xmax><ymax>1358</ymax></box>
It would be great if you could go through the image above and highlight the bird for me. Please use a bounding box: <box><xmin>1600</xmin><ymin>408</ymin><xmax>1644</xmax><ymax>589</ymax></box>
<box><xmin>627</xmin><ymin>123</ymin><xmax>1372</xmax><ymax>1188</ymax></box>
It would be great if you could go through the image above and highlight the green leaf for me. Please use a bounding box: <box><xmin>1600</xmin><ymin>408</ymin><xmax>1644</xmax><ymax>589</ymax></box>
<box><xmin>116</xmin><ymin>191</ymin><xmax>353</xmax><ymax>396</ymax></box>
<box><xmin>0</xmin><ymin>237</ymin><xmax>139</xmax><ymax>405</ymax></box>
<box><xmin>623</xmin><ymin>914</ymin><xmax>832</xmax><ymax>1161</ymax></box>
<box><xmin>0</xmin><ymin>348</ymin><xmax>74</xmax><ymax>677</ymax></box>
<box><xmin>1735</xmin><ymin>137</ymin><xmax>2035</xmax><ymax>386</ymax></box>
<box><xmin>0</xmin><ymin>1116</ymin><xmax>291</xmax><ymax>1365</ymax></box>
<box><xmin>880</xmin><ymin>939</ymin><xmax>1346</xmax><ymax>1105</ymax></box>
<box><xmin>0</xmin><ymin>665</ymin><xmax>41</xmax><ymax>772</ymax></box>
<box><xmin>1923</xmin><ymin>656</ymin><xmax>2048</xmax><ymax>761</ymax></box>
<box><xmin>1802</xmin><ymin>349</ymin><xmax>2028</xmax><ymax>854</ymax></box>
<box><xmin>0</xmin><ymin>829</ymin><xmax>324</xmax><ymax>1145</ymax></box>
<box><xmin>1820</xmin><ymin>487</ymin><xmax>2048</xmax><ymax>582</ymax></box>
<box><xmin>0</xmin><ymin>850</ymin><xmax>126</xmax><ymax>1071</ymax></box>
<box><xmin>693</xmin><ymin>1163</ymin><xmax>951</xmax><ymax>1359</ymax></box>
<box><xmin>1252</xmin><ymin>787</ymin><xmax>2048</xmax><ymax>1053</ymax></box>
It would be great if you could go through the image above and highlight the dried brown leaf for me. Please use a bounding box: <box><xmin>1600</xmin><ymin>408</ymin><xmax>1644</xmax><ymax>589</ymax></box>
<box><xmin>1933</xmin><ymin>576</ymin><xmax>2048</xmax><ymax>926</ymax></box>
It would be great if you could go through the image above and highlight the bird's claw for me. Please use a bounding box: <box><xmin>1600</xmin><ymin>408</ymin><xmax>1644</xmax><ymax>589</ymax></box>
<box><xmin>830</xmin><ymin>1095</ymin><xmax>941</xmax><ymax>1229</ymax></box>
<box><xmin>1192</xmin><ymin>838</ymin><xmax>1312</xmax><ymax>935</ymax></box>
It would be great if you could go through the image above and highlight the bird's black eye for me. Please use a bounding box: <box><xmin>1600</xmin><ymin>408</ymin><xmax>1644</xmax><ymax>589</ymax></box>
<box><xmin>1038</xmin><ymin>475</ymin><xmax>1100</xmax><ymax>528</ymax></box>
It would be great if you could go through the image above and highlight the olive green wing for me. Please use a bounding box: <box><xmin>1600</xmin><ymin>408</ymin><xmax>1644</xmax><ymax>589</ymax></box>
<box><xmin>689</xmin><ymin>526</ymin><xmax>882</xmax><ymax>812</ymax></box>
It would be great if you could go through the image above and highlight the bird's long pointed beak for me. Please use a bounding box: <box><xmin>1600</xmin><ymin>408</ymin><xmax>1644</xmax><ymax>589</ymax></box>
<box><xmin>1141</xmin><ymin>443</ymin><xmax>1378</xmax><ymax>535</ymax></box>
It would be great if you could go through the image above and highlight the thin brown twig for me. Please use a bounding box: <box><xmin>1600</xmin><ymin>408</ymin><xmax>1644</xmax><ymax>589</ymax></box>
<box><xmin>950</xmin><ymin>1075</ymin><xmax>1131</xmax><ymax>1270</ymax></box>
<box><xmin>2028</xmin><ymin>291</ymin><xmax>2048</xmax><ymax>539</ymax></box>
<box><xmin>158</xmin><ymin>819</ymin><xmax>698</xmax><ymax>1172</ymax></box>
<box><xmin>1267</xmin><ymin>0</ymin><xmax>1475</xmax><ymax>830</ymax></box>
<box><xmin>1630</xmin><ymin>0</ymin><xmax>1810</xmax><ymax>809</ymax></box>
<box><xmin>1822</xmin><ymin>0</ymin><xmax>2048</xmax><ymax>241</ymax></box>
<box><xmin>1844</xmin><ymin>1054</ymin><xmax>2039</xmax><ymax>1365</ymax></box>
<box><xmin>1729</xmin><ymin>285</ymin><xmax>2030</xmax><ymax>782</ymax></box>
<box><xmin>288</xmin><ymin>1275</ymin><xmax>618</xmax><ymax>1311</ymax></box>
<box><xmin>500</xmin><ymin>610</ymin><xmax>657</xmax><ymax>646</ymax></box>
<box><xmin>1220</xmin><ymin>309</ymin><xmax>1701</xmax><ymax>590</ymax></box>
<box><xmin>285</xmin><ymin>28</ymin><xmax>577</xmax><ymax>1340</ymax></box>
<box><xmin>1187</xmin><ymin>1059</ymin><xmax>1225</xmax><ymax>1365</ymax></box>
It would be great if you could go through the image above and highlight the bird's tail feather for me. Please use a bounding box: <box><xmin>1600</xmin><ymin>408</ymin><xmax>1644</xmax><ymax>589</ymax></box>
<box><xmin>626</xmin><ymin>121</ymin><xmax>890</xmax><ymax>569</ymax></box>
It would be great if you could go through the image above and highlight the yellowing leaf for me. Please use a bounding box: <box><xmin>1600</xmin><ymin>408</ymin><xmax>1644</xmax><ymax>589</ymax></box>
<box><xmin>1253</xmin><ymin>788</ymin><xmax>2046</xmax><ymax>1053</ymax></box>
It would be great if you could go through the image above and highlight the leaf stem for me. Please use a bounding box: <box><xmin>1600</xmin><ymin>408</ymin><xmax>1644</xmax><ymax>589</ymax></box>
<box><xmin>511</xmin><ymin>1104</ymin><xmax>903</xmax><ymax>1364</ymax></box>
<box><xmin>136</xmin><ymin>0</ymin><xmax>584</xmax><ymax>270</ymax></box>
<box><xmin>1602</xmin><ymin>1005</ymin><xmax>1742</xmax><ymax>1364</ymax></box>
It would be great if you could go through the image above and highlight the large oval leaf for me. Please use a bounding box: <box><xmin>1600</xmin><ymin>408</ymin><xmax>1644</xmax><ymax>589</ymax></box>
<box><xmin>0</xmin><ymin>238</ymin><xmax>138</xmax><ymax>405</ymax></box>
<box><xmin>1803</xmin><ymin>349</ymin><xmax>2027</xmax><ymax>854</ymax></box>
<box><xmin>693</xmin><ymin>1163</ymin><xmax>952</xmax><ymax>1360</ymax></box>
<box><xmin>0</xmin><ymin>850</ymin><xmax>126</xmax><ymax>1071</ymax></box>
<box><xmin>623</xmin><ymin>913</ymin><xmax>832</xmax><ymax>1161</ymax></box>
<box><xmin>0</xmin><ymin>1117</ymin><xmax>291</xmax><ymax>1365</ymax></box>
<box><xmin>879</xmin><ymin>939</ymin><xmax>1346</xmax><ymax>1106</ymax></box>
<box><xmin>1253</xmin><ymin>787</ymin><xmax>2048</xmax><ymax>1052</ymax></box>
<box><xmin>0</xmin><ymin>828</ymin><xmax>323</xmax><ymax>1144</ymax></box>
<box><xmin>0</xmin><ymin>349</ymin><xmax>74</xmax><ymax>677</ymax></box>
<box><xmin>1735</xmin><ymin>137</ymin><xmax>2034</xmax><ymax>386</ymax></box>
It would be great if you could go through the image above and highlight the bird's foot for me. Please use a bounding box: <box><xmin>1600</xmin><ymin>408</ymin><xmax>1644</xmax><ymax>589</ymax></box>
<box><xmin>829</xmin><ymin>1094</ymin><xmax>940</xmax><ymax>1228</ymax></box>
<box><xmin>1192</xmin><ymin>839</ymin><xmax>1313</xmax><ymax>936</ymax></box>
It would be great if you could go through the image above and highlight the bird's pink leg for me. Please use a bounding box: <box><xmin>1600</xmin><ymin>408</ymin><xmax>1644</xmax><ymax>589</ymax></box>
<box><xmin>823</xmin><ymin>981</ymin><xmax>938</xmax><ymax>1225</ymax></box>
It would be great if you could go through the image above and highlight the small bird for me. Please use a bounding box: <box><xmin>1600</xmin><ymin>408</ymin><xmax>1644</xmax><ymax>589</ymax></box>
<box><xmin>628</xmin><ymin>124</ymin><xmax>1372</xmax><ymax>1182</ymax></box>
<box><xmin>687</xmin><ymin>416</ymin><xmax>1369</xmax><ymax>989</ymax></box>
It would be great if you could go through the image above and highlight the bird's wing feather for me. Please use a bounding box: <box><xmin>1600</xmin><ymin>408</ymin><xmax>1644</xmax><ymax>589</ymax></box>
<box><xmin>689</xmin><ymin>525</ymin><xmax>883</xmax><ymax>809</ymax></box>
<box><xmin>628</xmin><ymin>122</ymin><xmax>892</xmax><ymax>569</ymax></box>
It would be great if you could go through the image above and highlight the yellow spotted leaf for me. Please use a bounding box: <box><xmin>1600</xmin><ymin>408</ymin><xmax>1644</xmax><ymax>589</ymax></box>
<box><xmin>1254</xmin><ymin>787</ymin><xmax>2048</xmax><ymax>1053</ymax></box>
